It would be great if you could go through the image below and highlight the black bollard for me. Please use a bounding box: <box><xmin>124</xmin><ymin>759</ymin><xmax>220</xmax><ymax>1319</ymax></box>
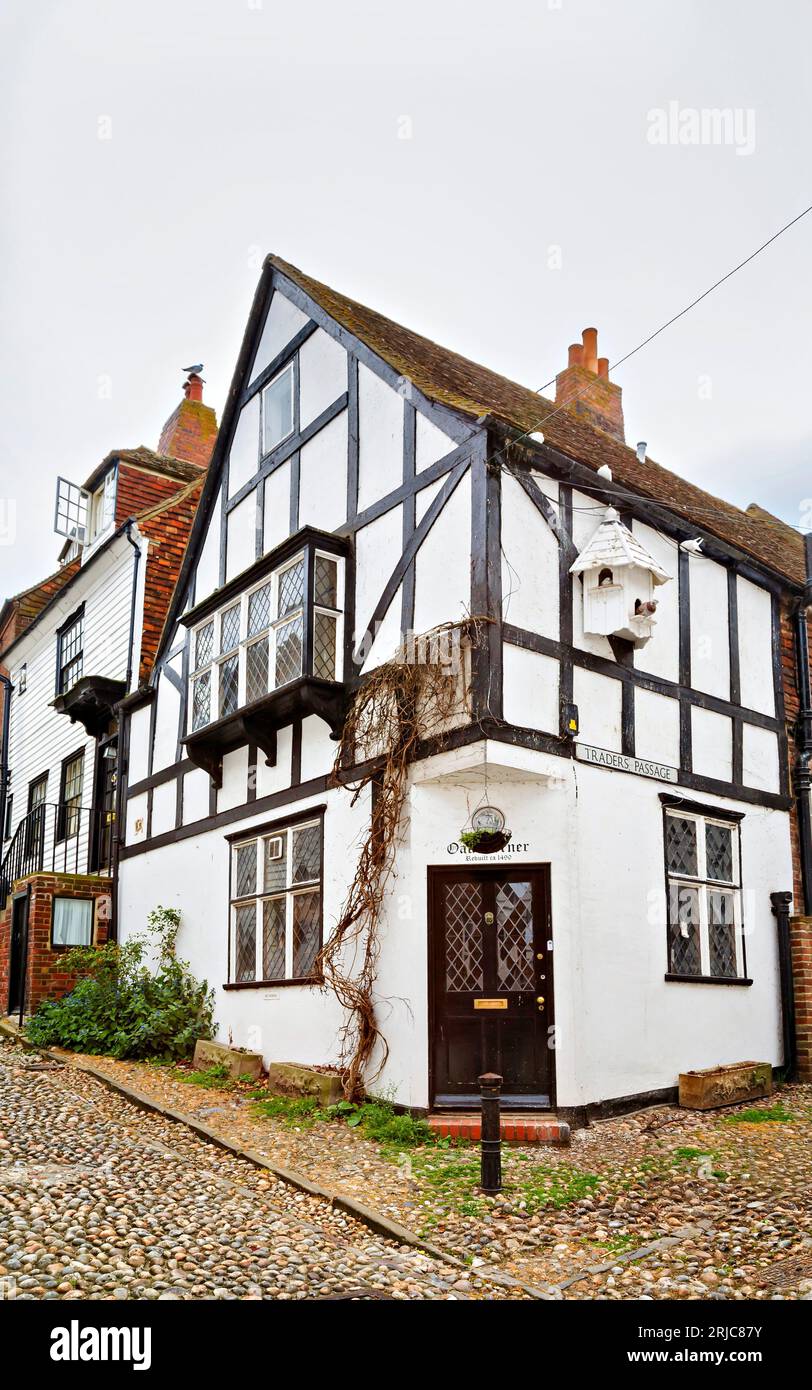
<box><xmin>479</xmin><ymin>1072</ymin><xmax>502</xmax><ymax>1194</ymax></box>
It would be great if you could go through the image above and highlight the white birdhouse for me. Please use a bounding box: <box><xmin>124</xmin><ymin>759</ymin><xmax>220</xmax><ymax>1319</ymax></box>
<box><xmin>570</xmin><ymin>506</ymin><xmax>671</xmax><ymax>647</ymax></box>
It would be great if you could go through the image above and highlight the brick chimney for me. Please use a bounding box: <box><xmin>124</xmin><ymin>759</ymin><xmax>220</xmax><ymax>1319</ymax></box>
<box><xmin>555</xmin><ymin>328</ymin><xmax>625</xmax><ymax>443</ymax></box>
<box><xmin>158</xmin><ymin>371</ymin><xmax>217</xmax><ymax>467</ymax></box>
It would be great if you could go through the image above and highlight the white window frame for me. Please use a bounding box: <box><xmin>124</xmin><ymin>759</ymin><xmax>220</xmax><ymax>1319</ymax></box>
<box><xmin>188</xmin><ymin>552</ymin><xmax>345</xmax><ymax>731</ymax></box>
<box><xmin>229</xmin><ymin>818</ymin><xmax>322</xmax><ymax>983</ymax></box>
<box><xmin>260</xmin><ymin>363</ymin><xmax>294</xmax><ymax>457</ymax></box>
<box><xmin>664</xmin><ymin>808</ymin><xmax>744</xmax><ymax>980</ymax></box>
<box><xmin>88</xmin><ymin>467</ymin><xmax>117</xmax><ymax>542</ymax></box>
<box><xmin>312</xmin><ymin>550</ymin><xmax>343</xmax><ymax>684</ymax></box>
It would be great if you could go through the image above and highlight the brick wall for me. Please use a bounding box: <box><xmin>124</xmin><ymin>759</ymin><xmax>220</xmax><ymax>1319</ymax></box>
<box><xmin>0</xmin><ymin>872</ymin><xmax>110</xmax><ymax>1016</ymax></box>
<box><xmin>779</xmin><ymin>596</ymin><xmax>812</xmax><ymax>1079</ymax></box>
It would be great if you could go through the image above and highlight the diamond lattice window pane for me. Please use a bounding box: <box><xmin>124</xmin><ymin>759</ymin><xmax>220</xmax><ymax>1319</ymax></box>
<box><xmin>194</xmin><ymin>622</ymin><xmax>213</xmax><ymax>671</ymax></box>
<box><xmin>314</xmin><ymin>555</ymin><xmax>338</xmax><ymax>609</ymax></box>
<box><xmin>292</xmin><ymin>824</ymin><xmax>320</xmax><ymax>883</ymax></box>
<box><xmin>219</xmin><ymin>655</ymin><xmax>239</xmax><ymax>717</ymax></box>
<box><xmin>292</xmin><ymin>891</ymin><xmax>320</xmax><ymax>977</ymax></box>
<box><xmin>192</xmin><ymin>672</ymin><xmax>210</xmax><ymax>730</ymax></box>
<box><xmin>274</xmin><ymin>616</ymin><xmax>302</xmax><ymax>687</ymax></box>
<box><xmin>665</xmin><ymin>816</ymin><xmax>698</xmax><ymax>877</ymax></box>
<box><xmin>706</xmin><ymin>823</ymin><xmax>734</xmax><ymax>883</ymax></box>
<box><xmin>248</xmin><ymin>584</ymin><xmax>271</xmax><ymax>637</ymax></box>
<box><xmin>246</xmin><ymin>638</ymin><xmax>269</xmax><ymax>704</ymax></box>
<box><xmin>234</xmin><ymin>841</ymin><xmax>257</xmax><ymax>898</ymax></box>
<box><xmin>234</xmin><ymin>904</ymin><xmax>256</xmax><ymax>982</ymax></box>
<box><xmin>313</xmin><ymin>612</ymin><xmax>337</xmax><ymax>681</ymax></box>
<box><xmin>496</xmin><ymin>881</ymin><xmax>535</xmax><ymax>991</ymax></box>
<box><xmin>444</xmin><ymin>882</ymin><xmax>484</xmax><ymax>992</ymax></box>
<box><xmin>708</xmin><ymin>889</ymin><xmax>737</xmax><ymax>977</ymax></box>
<box><xmin>220</xmin><ymin>604</ymin><xmax>240</xmax><ymax>654</ymax></box>
<box><xmin>263</xmin><ymin>833</ymin><xmax>288</xmax><ymax>893</ymax></box>
<box><xmin>278</xmin><ymin>560</ymin><xmax>304</xmax><ymax>618</ymax></box>
<box><xmin>668</xmin><ymin>883</ymin><xmax>701</xmax><ymax>975</ymax></box>
<box><xmin>262</xmin><ymin>898</ymin><xmax>286</xmax><ymax>980</ymax></box>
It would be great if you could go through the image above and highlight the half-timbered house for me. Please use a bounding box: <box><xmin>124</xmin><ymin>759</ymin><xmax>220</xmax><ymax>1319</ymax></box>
<box><xmin>116</xmin><ymin>257</ymin><xmax>806</xmax><ymax>1121</ymax></box>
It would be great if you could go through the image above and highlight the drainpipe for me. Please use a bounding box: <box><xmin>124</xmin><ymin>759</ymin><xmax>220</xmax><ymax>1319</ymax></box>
<box><xmin>0</xmin><ymin>673</ymin><xmax>12</xmax><ymax>846</ymax></box>
<box><xmin>793</xmin><ymin>533</ymin><xmax>812</xmax><ymax>915</ymax></box>
<box><xmin>110</xmin><ymin>521</ymin><xmax>142</xmax><ymax>942</ymax></box>
<box><xmin>771</xmin><ymin>891</ymin><xmax>796</xmax><ymax>1080</ymax></box>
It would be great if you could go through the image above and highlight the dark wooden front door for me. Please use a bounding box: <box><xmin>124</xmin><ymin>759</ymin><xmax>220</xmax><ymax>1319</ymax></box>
<box><xmin>429</xmin><ymin>866</ymin><xmax>553</xmax><ymax>1109</ymax></box>
<box><xmin>91</xmin><ymin>738</ymin><xmax>117</xmax><ymax>874</ymax></box>
<box><xmin>8</xmin><ymin>891</ymin><xmax>29</xmax><ymax>1016</ymax></box>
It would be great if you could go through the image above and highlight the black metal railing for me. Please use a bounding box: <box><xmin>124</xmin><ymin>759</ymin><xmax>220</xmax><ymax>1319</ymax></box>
<box><xmin>0</xmin><ymin>802</ymin><xmax>109</xmax><ymax>908</ymax></box>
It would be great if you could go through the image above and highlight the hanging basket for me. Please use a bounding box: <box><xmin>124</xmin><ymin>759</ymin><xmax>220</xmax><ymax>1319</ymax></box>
<box><xmin>459</xmin><ymin>828</ymin><xmax>512</xmax><ymax>855</ymax></box>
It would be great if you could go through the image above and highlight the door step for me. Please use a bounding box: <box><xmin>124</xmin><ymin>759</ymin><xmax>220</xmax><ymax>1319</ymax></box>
<box><xmin>428</xmin><ymin>1113</ymin><xmax>570</xmax><ymax>1145</ymax></box>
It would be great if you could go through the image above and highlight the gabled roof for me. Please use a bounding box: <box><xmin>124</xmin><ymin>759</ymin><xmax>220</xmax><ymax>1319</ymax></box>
<box><xmin>569</xmin><ymin>507</ymin><xmax>671</xmax><ymax>584</ymax></box>
<box><xmin>269</xmin><ymin>255</ymin><xmax>805</xmax><ymax>590</ymax></box>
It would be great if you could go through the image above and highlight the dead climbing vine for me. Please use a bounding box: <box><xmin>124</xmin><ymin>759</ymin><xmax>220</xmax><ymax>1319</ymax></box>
<box><xmin>317</xmin><ymin>618</ymin><xmax>489</xmax><ymax>1100</ymax></box>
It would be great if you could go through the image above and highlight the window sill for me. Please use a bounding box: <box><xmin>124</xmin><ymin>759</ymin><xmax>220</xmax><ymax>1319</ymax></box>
<box><xmin>223</xmin><ymin>976</ymin><xmax>323</xmax><ymax>991</ymax></box>
<box><xmin>664</xmin><ymin>973</ymin><xmax>752</xmax><ymax>987</ymax></box>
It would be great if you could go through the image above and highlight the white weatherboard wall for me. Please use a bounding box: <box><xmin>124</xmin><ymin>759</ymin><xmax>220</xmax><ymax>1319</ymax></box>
<box><xmin>4</xmin><ymin>530</ymin><xmax>145</xmax><ymax>870</ymax></box>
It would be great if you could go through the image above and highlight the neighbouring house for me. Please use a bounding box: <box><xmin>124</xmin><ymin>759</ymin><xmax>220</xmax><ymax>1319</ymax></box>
<box><xmin>0</xmin><ymin>375</ymin><xmax>217</xmax><ymax>1015</ymax></box>
<box><xmin>105</xmin><ymin>257</ymin><xmax>812</xmax><ymax>1119</ymax></box>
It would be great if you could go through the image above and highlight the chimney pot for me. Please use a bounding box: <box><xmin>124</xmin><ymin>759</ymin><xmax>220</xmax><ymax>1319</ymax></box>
<box><xmin>185</xmin><ymin>373</ymin><xmax>204</xmax><ymax>403</ymax></box>
<box><xmin>597</xmin><ymin>357</ymin><xmax>609</xmax><ymax>379</ymax></box>
<box><xmin>582</xmin><ymin>327</ymin><xmax>598</xmax><ymax>374</ymax></box>
<box><xmin>568</xmin><ymin>343</ymin><xmax>584</xmax><ymax>368</ymax></box>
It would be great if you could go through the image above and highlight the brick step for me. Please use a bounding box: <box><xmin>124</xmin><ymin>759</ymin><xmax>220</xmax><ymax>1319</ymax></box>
<box><xmin>428</xmin><ymin>1114</ymin><xmax>570</xmax><ymax>1145</ymax></box>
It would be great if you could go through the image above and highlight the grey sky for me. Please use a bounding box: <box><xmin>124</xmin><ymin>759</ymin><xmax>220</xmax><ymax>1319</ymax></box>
<box><xmin>1</xmin><ymin>0</ymin><xmax>810</xmax><ymax>592</ymax></box>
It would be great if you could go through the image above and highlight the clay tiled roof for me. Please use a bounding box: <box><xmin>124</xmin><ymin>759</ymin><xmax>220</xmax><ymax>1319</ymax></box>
<box><xmin>0</xmin><ymin>557</ymin><xmax>82</xmax><ymax>659</ymax></box>
<box><xmin>270</xmin><ymin>255</ymin><xmax>804</xmax><ymax>589</ymax></box>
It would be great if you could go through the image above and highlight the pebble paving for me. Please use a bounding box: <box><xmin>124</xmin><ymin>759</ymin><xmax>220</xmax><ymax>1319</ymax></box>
<box><xmin>0</xmin><ymin>1040</ymin><xmax>519</xmax><ymax>1301</ymax></box>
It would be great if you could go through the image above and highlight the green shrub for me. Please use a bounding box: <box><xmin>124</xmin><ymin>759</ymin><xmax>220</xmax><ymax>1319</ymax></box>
<box><xmin>25</xmin><ymin>906</ymin><xmax>215</xmax><ymax>1060</ymax></box>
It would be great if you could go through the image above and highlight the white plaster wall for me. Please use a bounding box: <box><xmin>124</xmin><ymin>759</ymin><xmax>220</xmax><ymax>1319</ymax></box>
<box><xmin>151</xmin><ymin>662</ymin><xmax>181</xmax><ymax>773</ymax></box>
<box><xmin>635</xmin><ymin>688</ymin><xmax>681</xmax><ymax>768</ymax></box>
<box><xmin>263</xmin><ymin>461</ymin><xmax>291</xmax><ymax>554</ymax></box>
<box><xmin>413</xmin><ymin>475</ymin><xmax>471</xmax><ymax>634</ymax></box>
<box><xmin>250</xmin><ymin>291</ymin><xmax>309</xmax><ymax>381</ymax></box>
<box><xmin>500</xmin><ymin>472</ymin><xmax>559</xmax><ymax>640</ymax></box>
<box><xmin>692</xmin><ymin>706</ymin><xmax>732</xmax><ymax>783</ymax></box>
<box><xmin>182</xmin><ymin>768</ymin><xmax>211</xmax><ymax>826</ymax></box>
<box><xmin>227</xmin><ymin>397</ymin><xmax>260</xmax><ymax>499</ymax></box>
<box><xmin>254</xmin><ymin>725</ymin><xmax>293</xmax><ymax>799</ymax></box>
<box><xmin>742</xmin><ymin>724</ymin><xmax>780</xmax><ymax>794</ymax></box>
<box><xmin>354</xmin><ymin>505</ymin><xmax>402</xmax><ymax>651</ymax></box>
<box><xmin>632</xmin><ymin>523</ymin><xmax>679</xmax><ymax>682</ymax></box>
<box><xmin>119</xmin><ymin>742</ymin><xmax>789</xmax><ymax>1111</ymax></box>
<box><xmin>415</xmin><ymin>412</ymin><xmax>456</xmax><ymax>473</ymax></box>
<box><xmin>299</xmin><ymin>715</ymin><xmax>336</xmax><ymax>783</ymax></box>
<box><xmin>151</xmin><ymin>779</ymin><xmax>176</xmax><ymax>838</ymax></box>
<box><xmin>573</xmin><ymin>668</ymin><xmax>622</xmax><ymax>752</ymax></box>
<box><xmin>690</xmin><ymin>554</ymin><xmax>730</xmax><ymax>699</ymax></box>
<box><xmin>226</xmin><ymin>495</ymin><xmax>257</xmax><ymax>583</ymax></box>
<box><xmin>219</xmin><ymin>747</ymin><xmax>250</xmax><ymax>813</ymax></box>
<box><xmin>357</xmin><ymin>364</ymin><xmax>402</xmax><ymax>510</ymax></box>
<box><xmin>298</xmin><ymin>410</ymin><xmax>348</xmax><ymax>534</ymax></box>
<box><xmin>502</xmin><ymin>644</ymin><xmax>559</xmax><ymax>733</ymax></box>
<box><xmin>299</xmin><ymin>328</ymin><xmax>347</xmax><ymax>429</ymax></box>
<box><xmin>127</xmin><ymin>704</ymin><xmax>152</xmax><ymax>786</ymax></box>
<box><xmin>415</xmin><ymin>475</ymin><xmax>445</xmax><ymax>524</ymax></box>
<box><xmin>738</xmin><ymin>577</ymin><xmax>775</xmax><ymax>715</ymax></box>
<box><xmin>193</xmin><ymin>493</ymin><xmax>221</xmax><ymax>606</ymax></box>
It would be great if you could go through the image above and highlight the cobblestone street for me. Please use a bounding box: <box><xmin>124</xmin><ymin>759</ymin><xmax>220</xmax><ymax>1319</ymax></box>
<box><xmin>0</xmin><ymin>1040</ymin><xmax>517</xmax><ymax>1301</ymax></box>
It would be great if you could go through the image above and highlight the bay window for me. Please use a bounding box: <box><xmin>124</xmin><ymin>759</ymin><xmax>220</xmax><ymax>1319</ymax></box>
<box><xmin>188</xmin><ymin>544</ymin><xmax>344</xmax><ymax>732</ymax></box>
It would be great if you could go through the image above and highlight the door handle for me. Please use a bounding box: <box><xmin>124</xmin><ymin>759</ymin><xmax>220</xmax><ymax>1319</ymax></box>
<box><xmin>536</xmin><ymin>996</ymin><xmax>545</xmax><ymax>1005</ymax></box>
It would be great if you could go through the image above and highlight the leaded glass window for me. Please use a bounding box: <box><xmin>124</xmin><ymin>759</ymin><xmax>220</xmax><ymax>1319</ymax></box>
<box><xmin>664</xmin><ymin>809</ymin><xmax>743</xmax><ymax>980</ymax></box>
<box><xmin>230</xmin><ymin>818</ymin><xmax>322</xmax><ymax>982</ymax></box>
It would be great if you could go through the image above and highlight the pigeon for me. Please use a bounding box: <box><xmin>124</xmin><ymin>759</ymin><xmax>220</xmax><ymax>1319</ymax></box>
<box><xmin>680</xmin><ymin>538</ymin><xmax>704</xmax><ymax>554</ymax></box>
<box><xmin>635</xmin><ymin>598</ymin><xmax>658</xmax><ymax>616</ymax></box>
<box><xmin>183</xmin><ymin>363</ymin><xmax>204</xmax><ymax>376</ymax></box>
<box><xmin>530</xmin><ymin>430</ymin><xmax>545</xmax><ymax>445</ymax></box>
<box><xmin>597</xmin><ymin>463</ymin><xmax>613</xmax><ymax>480</ymax></box>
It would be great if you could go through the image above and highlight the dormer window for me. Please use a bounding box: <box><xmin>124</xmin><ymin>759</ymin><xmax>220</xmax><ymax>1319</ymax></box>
<box><xmin>261</xmin><ymin>363</ymin><xmax>294</xmax><ymax>456</ymax></box>
<box><xmin>88</xmin><ymin>468</ymin><xmax>117</xmax><ymax>541</ymax></box>
<box><xmin>188</xmin><ymin>545</ymin><xmax>344</xmax><ymax>733</ymax></box>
